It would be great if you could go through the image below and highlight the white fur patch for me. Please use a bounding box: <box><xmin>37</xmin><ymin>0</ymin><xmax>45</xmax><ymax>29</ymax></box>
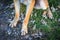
<box><xmin>15</xmin><ymin>0</ymin><xmax>20</xmax><ymax>12</ymax></box>
<box><xmin>40</xmin><ymin>0</ymin><xmax>47</xmax><ymax>9</ymax></box>
<box><xmin>34</xmin><ymin>0</ymin><xmax>47</xmax><ymax>10</ymax></box>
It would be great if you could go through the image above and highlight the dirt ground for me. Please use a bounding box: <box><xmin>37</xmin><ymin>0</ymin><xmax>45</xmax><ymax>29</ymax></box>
<box><xmin>0</xmin><ymin>0</ymin><xmax>60</xmax><ymax>40</ymax></box>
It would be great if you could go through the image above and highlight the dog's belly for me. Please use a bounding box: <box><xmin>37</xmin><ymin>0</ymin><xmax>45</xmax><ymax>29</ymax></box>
<box><xmin>20</xmin><ymin>0</ymin><xmax>48</xmax><ymax>10</ymax></box>
<box><xmin>34</xmin><ymin>0</ymin><xmax>48</xmax><ymax>10</ymax></box>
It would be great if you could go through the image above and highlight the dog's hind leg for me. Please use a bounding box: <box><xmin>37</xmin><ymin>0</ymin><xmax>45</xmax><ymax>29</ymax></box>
<box><xmin>47</xmin><ymin>7</ymin><xmax>53</xmax><ymax>19</ymax></box>
<box><xmin>42</xmin><ymin>0</ymin><xmax>53</xmax><ymax>19</ymax></box>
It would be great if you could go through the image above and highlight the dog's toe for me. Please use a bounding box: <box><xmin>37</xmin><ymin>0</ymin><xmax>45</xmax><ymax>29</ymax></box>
<box><xmin>47</xmin><ymin>13</ymin><xmax>54</xmax><ymax>19</ymax></box>
<box><xmin>21</xmin><ymin>27</ymin><xmax>28</xmax><ymax>36</ymax></box>
<box><xmin>42</xmin><ymin>14</ymin><xmax>47</xmax><ymax>19</ymax></box>
<box><xmin>9</xmin><ymin>20</ymin><xmax>18</xmax><ymax>27</ymax></box>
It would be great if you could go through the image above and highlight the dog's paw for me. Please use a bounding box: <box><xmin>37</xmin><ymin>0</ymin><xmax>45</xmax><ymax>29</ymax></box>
<box><xmin>9</xmin><ymin>20</ymin><xmax>18</xmax><ymax>27</ymax></box>
<box><xmin>21</xmin><ymin>29</ymin><xmax>28</xmax><ymax>36</ymax></box>
<box><xmin>42</xmin><ymin>14</ymin><xmax>47</xmax><ymax>19</ymax></box>
<box><xmin>47</xmin><ymin>13</ymin><xmax>54</xmax><ymax>19</ymax></box>
<box><xmin>21</xmin><ymin>24</ymin><xmax>28</xmax><ymax>36</ymax></box>
<box><xmin>48</xmin><ymin>15</ymin><xmax>54</xmax><ymax>19</ymax></box>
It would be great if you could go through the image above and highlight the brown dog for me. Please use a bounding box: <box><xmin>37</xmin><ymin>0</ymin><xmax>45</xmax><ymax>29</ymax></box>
<box><xmin>9</xmin><ymin>0</ymin><xmax>53</xmax><ymax>35</ymax></box>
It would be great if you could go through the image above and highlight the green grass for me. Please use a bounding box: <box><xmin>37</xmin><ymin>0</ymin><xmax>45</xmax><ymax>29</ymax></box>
<box><xmin>20</xmin><ymin>0</ymin><xmax>60</xmax><ymax>40</ymax></box>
